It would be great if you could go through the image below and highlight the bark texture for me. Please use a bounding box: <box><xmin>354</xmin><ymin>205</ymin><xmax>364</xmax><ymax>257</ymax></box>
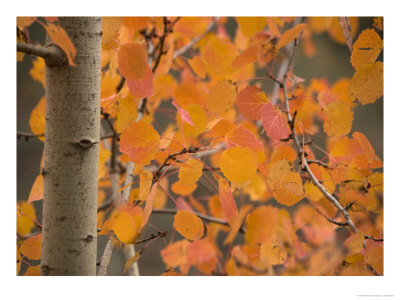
<box><xmin>41</xmin><ymin>17</ymin><xmax>102</xmax><ymax>275</ymax></box>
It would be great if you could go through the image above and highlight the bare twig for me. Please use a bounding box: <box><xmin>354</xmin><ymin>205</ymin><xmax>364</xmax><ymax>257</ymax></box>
<box><xmin>364</xmin><ymin>235</ymin><xmax>384</xmax><ymax>242</ymax></box>
<box><xmin>17</xmin><ymin>131</ymin><xmax>44</xmax><ymax>140</ymax></box>
<box><xmin>17</xmin><ymin>42</ymin><xmax>66</xmax><ymax>66</ymax></box>
<box><xmin>97</xmin><ymin>240</ymin><xmax>115</xmax><ymax>276</ymax></box>
<box><xmin>269</xmin><ymin>28</ymin><xmax>358</xmax><ymax>233</ymax></box>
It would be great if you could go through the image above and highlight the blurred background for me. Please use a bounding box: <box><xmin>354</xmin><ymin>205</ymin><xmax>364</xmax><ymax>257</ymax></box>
<box><xmin>17</xmin><ymin>17</ymin><xmax>383</xmax><ymax>275</ymax></box>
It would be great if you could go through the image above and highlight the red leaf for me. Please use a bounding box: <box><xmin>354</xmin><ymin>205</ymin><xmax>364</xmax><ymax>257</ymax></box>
<box><xmin>126</xmin><ymin>67</ymin><xmax>154</xmax><ymax>98</ymax></box>
<box><xmin>218</xmin><ymin>178</ymin><xmax>238</xmax><ymax>223</ymax></box>
<box><xmin>261</xmin><ymin>103</ymin><xmax>290</xmax><ymax>140</ymax></box>
<box><xmin>236</xmin><ymin>86</ymin><xmax>268</xmax><ymax>120</ymax></box>
<box><xmin>172</xmin><ymin>100</ymin><xmax>195</xmax><ymax>126</ymax></box>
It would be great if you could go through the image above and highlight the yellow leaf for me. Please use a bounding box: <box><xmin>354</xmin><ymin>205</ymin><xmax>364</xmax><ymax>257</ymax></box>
<box><xmin>273</xmin><ymin>171</ymin><xmax>304</xmax><ymax>206</ymax></box>
<box><xmin>220</xmin><ymin>146</ymin><xmax>258</xmax><ymax>184</ymax></box>
<box><xmin>188</xmin><ymin>55</ymin><xmax>207</xmax><ymax>79</ymax></box>
<box><xmin>29</xmin><ymin>97</ymin><xmax>45</xmax><ymax>142</ymax></box>
<box><xmin>114</xmin><ymin>96</ymin><xmax>138</xmax><ymax>133</ymax></box>
<box><xmin>112</xmin><ymin>205</ymin><xmax>143</xmax><ymax>244</ymax></box>
<box><xmin>236</xmin><ymin>17</ymin><xmax>267</xmax><ymax>38</ymax></box>
<box><xmin>267</xmin><ymin>159</ymin><xmax>292</xmax><ymax>190</ymax></box>
<box><xmin>23</xmin><ymin>265</ymin><xmax>41</xmax><ymax>276</ymax></box>
<box><xmin>245</xmin><ymin>206</ymin><xmax>278</xmax><ymax>245</ymax></box>
<box><xmin>29</xmin><ymin>57</ymin><xmax>45</xmax><ymax>86</ymax></box>
<box><xmin>171</xmin><ymin>181</ymin><xmax>197</xmax><ymax>196</ymax></box>
<box><xmin>349</xmin><ymin>62</ymin><xmax>383</xmax><ymax>105</ymax></box>
<box><xmin>102</xmin><ymin>17</ymin><xmax>121</xmax><ymax>46</ymax></box>
<box><xmin>17</xmin><ymin>201</ymin><xmax>37</xmax><ymax>237</ymax></box>
<box><xmin>206</xmin><ymin>80</ymin><xmax>237</xmax><ymax>114</ymax></box>
<box><xmin>173</xmin><ymin>210</ymin><xmax>204</xmax><ymax>241</ymax></box>
<box><xmin>351</xmin><ymin>28</ymin><xmax>383</xmax><ymax>70</ymax></box>
<box><xmin>178</xmin><ymin>159</ymin><xmax>203</xmax><ymax>186</ymax></box>
<box><xmin>323</xmin><ymin>101</ymin><xmax>353</xmax><ymax>137</ymax></box>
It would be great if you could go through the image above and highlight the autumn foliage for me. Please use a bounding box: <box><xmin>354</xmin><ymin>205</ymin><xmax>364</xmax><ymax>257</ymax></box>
<box><xmin>17</xmin><ymin>16</ymin><xmax>383</xmax><ymax>276</ymax></box>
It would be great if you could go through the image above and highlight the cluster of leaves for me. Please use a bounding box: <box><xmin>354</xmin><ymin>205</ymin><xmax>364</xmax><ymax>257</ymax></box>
<box><xmin>17</xmin><ymin>16</ymin><xmax>383</xmax><ymax>276</ymax></box>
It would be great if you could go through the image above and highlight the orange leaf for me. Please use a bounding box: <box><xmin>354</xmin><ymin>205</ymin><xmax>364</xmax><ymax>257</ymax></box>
<box><xmin>187</xmin><ymin>239</ymin><xmax>217</xmax><ymax>269</ymax></box>
<box><xmin>160</xmin><ymin>239</ymin><xmax>190</xmax><ymax>273</ymax></box>
<box><xmin>226</xmin><ymin>125</ymin><xmax>265</xmax><ymax>163</ymax></box>
<box><xmin>173</xmin><ymin>210</ymin><xmax>204</xmax><ymax>241</ymax></box>
<box><xmin>352</xmin><ymin>132</ymin><xmax>383</xmax><ymax>169</ymax></box>
<box><xmin>236</xmin><ymin>86</ymin><xmax>269</xmax><ymax>120</ymax></box>
<box><xmin>171</xmin><ymin>181</ymin><xmax>197</xmax><ymax>196</ymax></box>
<box><xmin>267</xmin><ymin>159</ymin><xmax>292</xmax><ymax>190</ymax></box>
<box><xmin>343</xmin><ymin>230</ymin><xmax>365</xmax><ymax>256</ymax></box>
<box><xmin>236</xmin><ymin>17</ymin><xmax>267</xmax><ymax>38</ymax></box>
<box><xmin>118</xmin><ymin>43</ymin><xmax>148</xmax><ymax>80</ymax></box>
<box><xmin>112</xmin><ymin>205</ymin><xmax>143</xmax><ymax>244</ymax></box>
<box><xmin>29</xmin><ymin>57</ymin><xmax>45</xmax><ymax>86</ymax></box>
<box><xmin>224</xmin><ymin>204</ymin><xmax>252</xmax><ymax>244</ymax></box>
<box><xmin>201</xmin><ymin>36</ymin><xmax>238</xmax><ymax>75</ymax></box>
<box><xmin>206</xmin><ymin>80</ymin><xmax>237</xmax><ymax>114</ymax></box>
<box><xmin>218</xmin><ymin>178</ymin><xmax>239</xmax><ymax>223</ymax></box>
<box><xmin>220</xmin><ymin>146</ymin><xmax>258</xmax><ymax>184</ymax></box>
<box><xmin>271</xmin><ymin>144</ymin><xmax>297</xmax><ymax>163</ymax></box>
<box><xmin>188</xmin><ymin>55</ymin><xmax>207</xmax><ymax>79</ymax></box>
<box><xmin>261</xmin><ymin>103</ymin><xmax>290</xmax><ymax>140</ymax></box>
<box><xmin>126</xmin><ymin>67</ymin><xmax>154</xmax><ymax>98</ymax></box>
<box><xmin>114</xmin><ymin>96</ymin><xmax>138</xmax><ymax>133</ymax></box>
<box><xmin>42</xmin><ymin>22</ymin><xmax>76</xmax><ymax>66</ymax></box>
<box><xmin>278</xmin><ymin>23</ymin><xmax>307</xmax><ymax>49</ymax></box>
<box><xmin>178</xmin><ymin>159</ymin><xmax>203</xmax><ymax>186</ymax></box>
<box><xmin>273</xmin><ymin>171</ymin><xmax>304</xmax><ymax>206</ymax></box>
<box><xmin>19</xmin><ymin>233</ymin><xmax>42</xmax><ymax>260</ymax></box>
<box><xmin>245</xmin><ymin>206</ymin><xmax>278</xmax><ymax>245</ymax></box>
<box><xmin>351</xmin><ymin>29</ymin><xmax>383</xmax><ymax>70</ymax></box>
<box><xmin>119</xmin><ymin>120</ymin><xmax>160</xmax><ymax>165</ymax></box>
<box><xmin>29</xmin><ymin>97</ymin><xmax>45</xmax><ymax>142</ymax></box>
<box><xmin>349</xmin><ymin>62</ymin><xmax>383</xmax><ymax>105</ymax></box>
<box><xmin>28</xmin><ymin>175</ymin><xmax>43</xmax><ymax>203</ymax></box>
<box><xmin>142</xmin><ymin>182</ymin><xmax>158</xmax><ymax>225</ymax></box>
<box><xmin>232</xmin><ymin>46</ymin><xmax>260</xmax><ymax>68</ymax></box>
<box><xmin>365</xmin><ymin>240</ymin><xmax>383</xmax><ymax>275</ymax></box>
<box><xmin>172</xmin><ymin>100</ymin><xmax>195</xmax><ymax>126</ymax></box>
<box><xmin>323</xmin><ymin>101</ymin><xmax>354</xmax><ymax>137</ymax></box>
<box><xmin>139</xmin><ymin>170</ymin><xmax>153</xmax><ymax>202</ymax></box>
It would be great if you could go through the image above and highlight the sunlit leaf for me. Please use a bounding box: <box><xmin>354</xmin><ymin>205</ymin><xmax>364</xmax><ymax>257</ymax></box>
<box><xmin>178</xmin><ymin>159</ymin><xmax>203</xmax><ymax>186</ymax></box>
<box><xmin>220</xmin><ymin>146</ymin><xmax>258</xmax><ymax>184</ymax></box>
<box><xmin>232</xmin><ymin>46</ymin><xmax>260</xmax><ymax>68</ymax></box>
<box><xmin>126</xmin><ymin>67</ymin><xmax>154</xmax><ymax>98</ymax></box>
<box><xmin>267</xmin><ymin>159</ymin><xmax>292</xmax><ymax>190</ymax></box>
<box><xmin>236</xmin><ymin>17</ymin><xmax>267</xmax><ymax>38</ymax></box>
<box><xmin>119</xmin><ymin>119</ymin><xmax>160</xmax><ymax>165</ymax></box>
<box><xmin>261</xmin><ymin>103</ymin><xmax>290</xmax><ymax>140</ymax></box>
<box><xmin>188</xmin><ymin>55</ymin><xmax>207</xmax><ymax>79</ymax></box>
<box><xmin>224</xmin><ymin>204</ymin><xmax>252</xmax><ymax>244</ymax></box>
<box><xmin>29</xmin><ymin>57</ymin><xmax>45</xmax><ymax>86</ymax></box>
<box><xmin>173</xmin><ymin>210</ymin><xmax>204</xmax><ymax>241</ymax></box>
<box><xmin>102</xmin><ymin>17</ymin><xmax>121</xmax><ymax>46</ymax></box>
<box><xmin>202</xmin><ymin>36</ymin><xmax>238</xmax><ymax>76</ymax></box>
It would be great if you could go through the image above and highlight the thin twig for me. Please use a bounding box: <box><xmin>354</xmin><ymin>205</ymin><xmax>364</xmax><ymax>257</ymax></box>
<box><xmin>17</xmin><ymin>131</ymin><xmax>44</xmax><ymax>140</ymax></box>
<box><xmin>97</xmin><ymin>240</ymin><xmax>115</xmax><ymax>276</ymax></box>
<box><xmin>269</xmin><ymin>27</ymin><xmax>358</xmax><ymax>233</ymax></box>
<box><xmin>364</xmin><ymin>235</ymin><xmax>384</xmax><ymax>242</ymax></box>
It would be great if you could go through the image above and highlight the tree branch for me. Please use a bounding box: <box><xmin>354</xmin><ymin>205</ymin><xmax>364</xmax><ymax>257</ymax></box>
<box><xmin>17</xmin><ymin>42</ymin><xmax>66</xmax><ymax>66</ymax></box>
<box><xmin>97</xmin><ymin>240</ymin><xmax>114</xmax><ymax>276</ymax></box>
<box><xmin>269</xmin><ymin>29</ymin><xmax>358</xmax><ymax>234</ymax></box>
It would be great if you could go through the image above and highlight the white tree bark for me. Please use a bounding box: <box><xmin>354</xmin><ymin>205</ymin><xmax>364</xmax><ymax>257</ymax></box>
<box><xmin>41</xmin><ymin>17</ymin><xmax>102</xmax><ymax>275</ymax></box>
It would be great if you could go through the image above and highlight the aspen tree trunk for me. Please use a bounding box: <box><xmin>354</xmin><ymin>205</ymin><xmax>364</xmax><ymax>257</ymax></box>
<box><xmin>41</xmin><ymin>17</ymin><xmax>102</xmax><ymax>275</ymax></box>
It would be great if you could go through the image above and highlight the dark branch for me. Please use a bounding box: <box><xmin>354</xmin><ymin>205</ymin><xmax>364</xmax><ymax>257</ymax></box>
<box><xmin>17</xmin><ymin>42</ymin><xmax>66</xmax><ymax>66</ymax></box>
